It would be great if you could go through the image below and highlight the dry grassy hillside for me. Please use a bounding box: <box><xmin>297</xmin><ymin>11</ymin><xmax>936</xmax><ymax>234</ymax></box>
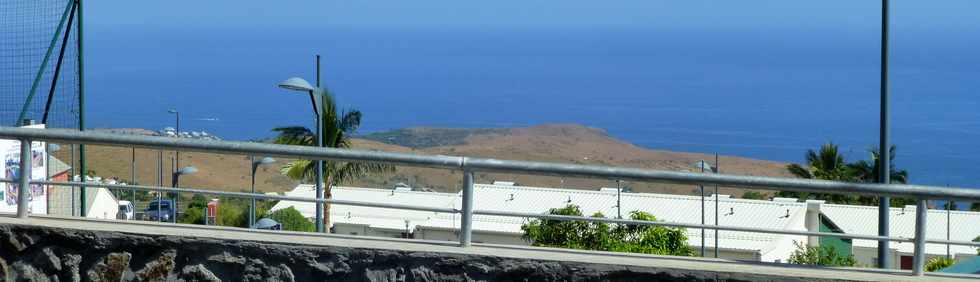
<box><xmin>52</xmin><ymin>124</ymin><xmax>794</xmax><ymax>198</ymax></box>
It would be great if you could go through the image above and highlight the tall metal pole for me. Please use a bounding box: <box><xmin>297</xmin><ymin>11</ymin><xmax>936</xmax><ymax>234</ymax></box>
<box><xmin>173</xmin><ymin>111</ymin><xmax>180</xmax><ymax>222</ymax></box>
<box><xmin>77</xmin><ymin>0</ymin><xmax>87</xmax><ymax>218</ymax></box>
<box><xmin>946</xmin><ymin>197</ymin><xmax>951</xmax><ymax>259</ymax></box>
<box><xmin>314</xmin><ymin>55</ymin><xmax>325</xmax><ymax>233</ymax></box>
<box><xmin>877</xmin><ymin>0</ymin><xmax>891</xmax><ymax>269</ymax></box>
<box><xmin>157</xmin><ymin>150</ymin><xmax>163</xmax><ymax>222</ymax></box>
<box><xmin>131</xmin><ymin>148</ymin><xmax>136</xmax><ymax>204</ymax></box>
<box><xmin>714</xmin><ymin>154</ymin><xmax>719</xmax><ymax>258</ymax></box>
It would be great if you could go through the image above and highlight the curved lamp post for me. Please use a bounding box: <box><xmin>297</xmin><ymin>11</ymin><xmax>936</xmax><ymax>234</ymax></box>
<box><xmin>278</xmin><ymin>76</ymin><xmax>326</xmax><ymax>233</ymax></box>
<box><xmin>171</xmin><ymin>165</ymin><xmax>197</xmax><ymax>223</ymax></box>
<box><xmin>250</xmin><ymin>156</ymin><xmax>276</xmax><ymax>228</ymax></box>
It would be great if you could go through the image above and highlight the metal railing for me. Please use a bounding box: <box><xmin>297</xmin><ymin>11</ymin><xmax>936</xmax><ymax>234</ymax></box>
<box><xmin>2</xmin><ymin>127</ymin><xmax>979</xmax><ymax>276</ymax></box>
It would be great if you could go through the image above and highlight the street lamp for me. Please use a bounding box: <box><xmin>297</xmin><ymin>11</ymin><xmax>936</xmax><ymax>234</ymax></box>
<box><xmin>250</xmin><ymin>156</ymin><xmax>276</xmax><ymax>228</ymax></box>
<box><xmin>171</xmin><ymin>165</ymin><xmax>197</xmax><ymax>223</ymax></box>
<box><xmin>693</xmin><ymin>159</ymin><xmax>717</xmax><ymax>257</ymax></box>
<box><xmin>278</xmin><ymin>76</ymin><xmax>326</xmax><ymax>233</ymax></box>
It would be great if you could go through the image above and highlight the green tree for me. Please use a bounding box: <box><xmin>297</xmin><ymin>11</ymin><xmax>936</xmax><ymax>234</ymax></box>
<box><xmin>779</xmin><ymin>143</ymin><xmax>857</xmax><ymax>203</ymax></box>
<box><xmin>788</xmin><ymin>242</ymin><xmax>856</xmax><ymax>267</ymax></box>
<box><xmin>925</xmin><ymin>257</ymin><xmax>956</xmax><ymax>272</ymax></box>
<box><xmin>847</xmin><ymin>146</ymin><xmax>914</xmax><ymax>207</ymax></box>
<box><xmin>971</xmin><ymin>202</ymin><xmax>980</xmax><ymax>212</ymax></box>
<box><xmin>272</xmin><ymin>90</ymin><xmax>394</xmax><ymax>230</ymax></box>
<box><xmin>267</xmin><ymin>207</ymin><xmax>315</xmax><ymax>232</ymax></box>
<box><xmin>521</xmin><ymin>205</ymin><xmax>691</xmax><ymax>256</ymax></box>
<box><xmin>178</xmin><ymin>194</ymin><xmax>209</xmax><ymax>224</ymax></box>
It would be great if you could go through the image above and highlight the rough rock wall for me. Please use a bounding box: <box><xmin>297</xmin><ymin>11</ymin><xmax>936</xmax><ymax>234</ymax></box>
<box><xmin>0</xmin><ymin>224</ymin><xmax>847</xmax><ymax>282</ymax></box>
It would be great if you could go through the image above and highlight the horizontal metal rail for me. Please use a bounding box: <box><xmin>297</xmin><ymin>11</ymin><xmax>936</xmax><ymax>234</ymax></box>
<box><xmin>1</xmin><ymin>127</ymin><xmax>979</xmax><ymax>201</ymax></box>
<box><xmin>4</xmin><ymin>126</ymin><xmax>979</xmax><ymax>276</ymax></box>
<box><xmin>2</xmin><ymin>179</ymin><xmax>459</xmax><ymax>214</ymax></box>
<box><xmin>473</xmin><ymin>209</ymin><xmax>915</xmax><ymax>243</ymax></box>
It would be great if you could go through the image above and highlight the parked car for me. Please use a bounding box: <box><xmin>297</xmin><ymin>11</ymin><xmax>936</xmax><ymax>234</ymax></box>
<box><xmin>143</xmin><ymin>199</ymin><xmax>175</xmax><ymax>221</ymax></box>
<box><xmin>117</xmin><ymin>200</ymin><xmax>135</xmax><ymax>220</ymax></box>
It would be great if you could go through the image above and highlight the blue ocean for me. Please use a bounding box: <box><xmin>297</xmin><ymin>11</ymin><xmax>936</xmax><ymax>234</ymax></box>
<box><xmin>85</xmin><ymin>27</ymin><xmax>980</xmax><ymax>189</ymax></box>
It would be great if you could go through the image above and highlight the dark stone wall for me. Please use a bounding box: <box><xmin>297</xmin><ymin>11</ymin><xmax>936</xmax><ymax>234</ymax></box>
<box><xmin>0</xmin><ymin>224</ymin><xmax>852</xmax><ymax>282</ymax></box>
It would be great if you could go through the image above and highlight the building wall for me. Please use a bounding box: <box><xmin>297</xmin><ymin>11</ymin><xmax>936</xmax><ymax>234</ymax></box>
<box><xmin>415</xmin><ymin>228</ymin><xmax>528</xmax><ymax>246</ymax></box>
<box><xmin>819</xmin><ymin>215</ymin><xmax>852</xmax><ymax>258</ymax></box>
<box><xmin>333</xmin><ymin>223</ymin><xmax>409</xmax><ymax>239</ymax></box>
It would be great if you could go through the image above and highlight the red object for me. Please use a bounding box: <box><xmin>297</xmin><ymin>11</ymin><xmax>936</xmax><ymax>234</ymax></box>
<box><xmin>900</xmin><ymin>255</ymin><xmax>913</xmax><ymax>270</ymax></box>
<box><xmin>207</xmin><ymin>200</ymin><xmax>219</xmax><ymax>223</ymax></box>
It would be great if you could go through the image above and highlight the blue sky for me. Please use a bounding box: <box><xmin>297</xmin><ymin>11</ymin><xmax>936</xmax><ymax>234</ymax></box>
<box><xmin>88</xmin><ymin>1</ymin><xmax>980</xmax><ymax>30</ymax></box>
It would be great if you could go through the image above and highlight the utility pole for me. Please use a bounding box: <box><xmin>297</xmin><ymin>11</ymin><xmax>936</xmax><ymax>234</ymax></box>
<box><xmin>877</xmin><ymin>0</ymin><xmax>891</xmax><ymax>270</ymax></box>
<box><xmin>77</xmin><ymin>0</ymin><xmax>87</xmax><ymax>218</ymax></box>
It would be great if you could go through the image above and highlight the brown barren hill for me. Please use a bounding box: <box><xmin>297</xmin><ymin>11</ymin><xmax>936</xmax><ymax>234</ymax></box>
<box><xmin>55</xmin><ymin>124</ymin><xmax>794</xmax><ymax>198</ymax></box>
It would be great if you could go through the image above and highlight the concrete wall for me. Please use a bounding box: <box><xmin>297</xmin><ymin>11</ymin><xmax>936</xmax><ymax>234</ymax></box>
<box><xmin>415</xmin><ymin>227</ymin><xmax>528</xmax><ymax>246</ymax></box>
<box><xmin>0</xmin><ymin>222</ymin><xmax>853</xmax><ymax>282</ymax></box>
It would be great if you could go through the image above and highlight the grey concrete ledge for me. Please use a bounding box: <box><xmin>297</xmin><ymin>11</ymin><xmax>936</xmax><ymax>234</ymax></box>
<box><xmin>0</xmin><ymin>215</ymin><xmax>973</xmax><ymax>281</ymax></box>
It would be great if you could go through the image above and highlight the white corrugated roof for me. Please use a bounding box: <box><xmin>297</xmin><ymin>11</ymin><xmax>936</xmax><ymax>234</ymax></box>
<box><xmin>821</xmin><ymin>204</ymin><xmax>980</xmax><ymax>256</ymax></box>
<box><xmin>271</xmin><ymin>183</ymin><xmax>813</xmax><ymax>254</ymax></box>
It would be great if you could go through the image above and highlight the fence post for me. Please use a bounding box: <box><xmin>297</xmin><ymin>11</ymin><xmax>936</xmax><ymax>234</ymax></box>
<box><xmin>17</xmin><ymin>139</ymin><xmax>32</xmax><ymax>218</ymax></box>
<box><xmin>459</xmin><ymin>170</ymin><xmax>474</xmax><ymax>247</ymax></box>
<box><xmin>912</xmin><ymin>198</ymin><xmax>927</xmax><ymax>276</ymax></box>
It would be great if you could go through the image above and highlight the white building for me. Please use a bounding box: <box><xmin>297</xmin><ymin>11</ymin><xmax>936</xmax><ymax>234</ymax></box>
<box><xmin>822</xmin><ymin>204</ymin><xmax>980</xmax><ymax>269</ymax></box>
<box><xmin>271</xmin><ymin>183</ymin><xmax>980</xmax><ymax>267</ymax></box>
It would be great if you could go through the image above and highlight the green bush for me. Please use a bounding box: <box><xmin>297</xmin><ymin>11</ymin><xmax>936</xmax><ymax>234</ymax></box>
<box><xmin>267</xmin><ymin>207</ymin><xmax>314</xmax><ymax>232</ymax></box>
<box><xmin>788</xmin><ymin>242</ymin><xmax>856</xmax><ymax>267</ymax></box>
<box><xmin>521</xmin><ymin>205</ymin><xmax>691</xmax><ymax>256</ymax></box>
<box><xmin>925</xmin><ymin>257</ymin><xmax>956</xmax><ymax>272</ymax></box>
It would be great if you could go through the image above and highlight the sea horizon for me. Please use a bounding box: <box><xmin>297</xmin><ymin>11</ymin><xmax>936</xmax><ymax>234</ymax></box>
<box><xmin>83</xmin><ymin>26</ymin><xmax>980</xmax><ymax>190</ymax></box>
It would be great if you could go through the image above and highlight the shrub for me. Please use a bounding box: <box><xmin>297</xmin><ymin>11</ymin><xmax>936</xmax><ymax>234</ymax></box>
<box><xmin>267</xmin><ymin>207</ymin><xmax>314</xmax><ymax>232</ymax></box>
<box><xmin>788</xmin><ymin>242</ymin><xmax>856</xmax><ymax>267</ymax></box>
<box><xmin>925</xmin><ymin>257</ymin><xmax>956</xmax><ymax>272</ymax></box>
<box><xmin>521</xmin><ymin>205</ymin><xmax>691</xmax><ymax>256</ymax></box>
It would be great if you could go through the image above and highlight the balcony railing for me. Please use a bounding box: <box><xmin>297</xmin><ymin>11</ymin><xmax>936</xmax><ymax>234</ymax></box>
<box><xmin>1</xmin><ymin>126</ymin><xmax>979</xmax><ymax>276</ymax></box>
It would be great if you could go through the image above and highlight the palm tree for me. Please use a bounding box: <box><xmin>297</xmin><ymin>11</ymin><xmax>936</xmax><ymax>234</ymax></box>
<box><xmin>272</xmin><ymin>90</ymin><xmax>394</xmax><ymax>230</ymax></box>
<box><xmin>847</xmin><ymin>145</ymin><xmax>912</xmax><ymax>206</ymax></box>
<box><xmin>786</xmin><ymin>143</ymin><xmax>851</xmax><ymax>181</ymax></box>
<box><xmin>780</xmin><ymin>142</ymin><xmax>856</xmax><ymax>203</ymax></box>
<box><xmin>847</xmin><ymin>145</ymin><xmax>908</xmax><ymax>184</ymax></box>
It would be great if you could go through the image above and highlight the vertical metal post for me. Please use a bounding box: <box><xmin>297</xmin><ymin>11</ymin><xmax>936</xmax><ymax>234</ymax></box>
<box><xmin>70</xmin><ymin>144</ymin><xmax>75</xmax><ymax>216</ymax></box>
<box><xmin>314</xmin><ymin>56</ymin><xmax>325</xmax><ymax>233</ymax></box>
<box><xmin>460</xmin><ymin>170</ymin><xmax>475</xmax><ymax>247</ymax></box>
<box><xmin>912</xmin><ymin>199</ymin><xmax>927</xmax><ymax>276</ymax></box>
<box><xmin>714</xmin><ymin>153</ymin><xmax>719</xmax><ymax>258</ymax></box>
<box><xmin>157</xmin><ymin>150</ymin><xmax>163</xmax><ymax>222</ymax></box>
<box><xmin>877</xmin><ymin>0</ymin><xmax>892</xmax><ymax>270</ymax></box>
<box><xmin>700</xmin><ymin>163</ymin><xmax>705</xmax><ymax>257</ymax></box>
<box><xmin>131</xmin><ymin>148</ymin><xmax>136</xmax><ymax>204</ymax></box>
<box><xmin>946</xmin><ymin>198</ymin><xmax>951</xmax><ymax>259</ymax></box>
<box><xmin>77</xmin><ymin>0</ymin><xmax>87</xmax><ymax>219</ymax></box>
<box><xmin>16</xmin><ymin>139</ymin><xmax>32</xmax><ymax>218</ymax></box>
<box><xmin>314</xmin><ymin>97</ymin><xmax>324</xmax><ymax>233</ymax></box>
<box><xmin>616</xmin><ymin>180</ymin><xmax>622</xmax><ymax>219</ymax></box>
<box><xmin>250</xmin><ymin>156</ymin><xmax>257</xmax><ymax>228</ymax></box>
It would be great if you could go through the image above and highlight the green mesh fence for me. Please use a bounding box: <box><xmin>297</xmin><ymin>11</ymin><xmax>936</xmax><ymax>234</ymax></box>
<box><xmin>0</xmin><ymin>0</ymin><xmax>79</xmax><ymax>129</ymax></box>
